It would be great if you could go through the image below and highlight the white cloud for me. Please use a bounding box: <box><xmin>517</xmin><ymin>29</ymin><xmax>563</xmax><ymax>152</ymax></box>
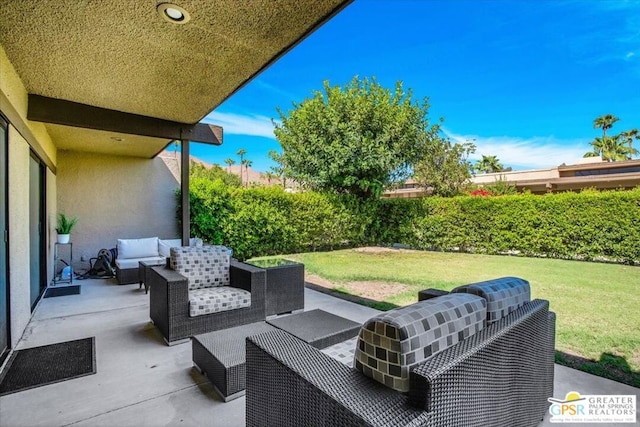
<box><xmin>202</xmin><ymin>111</ymin><xmax>278</xmax><ymax>139</ymax></box>
<box><xmin>254</xmin><ymin>79</ymin><xmax>299</xmax><ymax>101</ymax></box>
<box><xmin>444</xmin><ymin>129</ymin><xmax>590</xmax><ymax>170</ymax></box>
<box><xmin>625</xmin><ymin>51</ymin><xmax>636</xmax><ymax>60</ymax></box>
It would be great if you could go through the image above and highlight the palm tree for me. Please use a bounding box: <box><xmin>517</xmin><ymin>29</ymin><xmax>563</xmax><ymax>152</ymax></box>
<box><xmin>264</xmin><ymin>172</ymin><xmax>277</xmax><ymax>185</ymax></box>
<box><xmin>236</xmin><ymin>148</ymin><xmax>246</xmax><ymax>184</ymax></box>
<box><xmin>593</xmin><ymin>114</ymin><xmax>619</xmax><ymax>138</ymax></box>
<box><xmin>244</xmin><ymin>159</ymin><xmax>253</xmax><ymax>186</ymax></box>
<box><xmin>473</xmin><ymin>155</ymin><xmax>504</xmax><ymax>174</ymax></box>
<box><xmin>619</xmin><ymin>129</ymin><xmax>639</xmax><ymax>158</ymax></box>
<box><xmin>224</xmin><ymin>158</ymin><xmax>235</xmax><ymax>173</ymax></box>
<box><xmin>585</xmin><ymin>135</ymin><xmax>636</xmax><ymax>162</ymax></box>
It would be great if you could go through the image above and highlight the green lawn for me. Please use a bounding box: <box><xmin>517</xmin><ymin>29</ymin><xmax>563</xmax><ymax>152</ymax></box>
<box><xmin>282</xmin><ymin>248</ymin><xmax>640</xmax><ymax>387</ymax></box>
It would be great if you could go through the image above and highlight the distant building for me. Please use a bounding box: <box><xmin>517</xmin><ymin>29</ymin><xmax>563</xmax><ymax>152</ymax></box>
<box><xmin>382</xmin><ymin>157</ymin><xmax>640</xmax><ymax>198</ymax></box>
<box><xmin>382</xmin><ymin>181</ymin><xmax>430</xmax><ymax>199</ymax></box>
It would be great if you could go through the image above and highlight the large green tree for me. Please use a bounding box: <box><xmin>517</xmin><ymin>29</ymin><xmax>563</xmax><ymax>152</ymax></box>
<box><xmin>414</xmin><ymin>138</ymin><xmax>476</xmax><ymax>197</ymax></box>
<box><xmin>268</xmin><ymin>150</ymin><xmax>288</xmax><ymax>188</ymax></box>
<box><xmin>273</xmin><ymin>76</ymin><xmax>440</xmax><ymax>199</ymax></box>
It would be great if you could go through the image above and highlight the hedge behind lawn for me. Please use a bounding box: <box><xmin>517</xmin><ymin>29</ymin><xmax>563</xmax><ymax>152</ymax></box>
<box><xmin>401</xmin><ymin>189</ymin><xmax>640</xmax><ymax>264</ymax></box>
<box><xmin>182</xmin><ymin>179</ymin><xmax>640</xmax><ymax>263</ymax></box>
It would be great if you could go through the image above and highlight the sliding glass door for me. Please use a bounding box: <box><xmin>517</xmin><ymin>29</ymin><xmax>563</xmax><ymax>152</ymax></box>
<box><xmin>29</xmin><ymin>152</ymin><xmax>45</xmax><ymax>309</ymax></box>
<box><xmin>0</xmin><ymin>116</ymin><xmax>9</xmax><ymax>362</ymax></box>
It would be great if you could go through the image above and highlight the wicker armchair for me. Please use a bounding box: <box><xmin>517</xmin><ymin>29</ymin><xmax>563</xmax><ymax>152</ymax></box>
<box><xmin>148</xmin><ymin>246</ymin><xmax>266</xmax><ymax>345</ymax></box>
<box><xmin>246</xmin><ymin>278</ymin><xmax>555</xmax><ymax>427</ymax></box>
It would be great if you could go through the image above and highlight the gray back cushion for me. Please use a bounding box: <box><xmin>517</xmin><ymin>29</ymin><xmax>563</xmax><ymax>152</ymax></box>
<box><xmin>170</xmin><ymin>246</ymin><xmax>230</xmax><ymax>290</ymax></box>
<box><xmin>452</xmin><ymin>276</ymin><xmax>530</xmax><ymax>324</ymax></box>
<box><xmin>354</xmin><ymin>293</ymin><xmax>486</xmax><ymax>392</ymax></box>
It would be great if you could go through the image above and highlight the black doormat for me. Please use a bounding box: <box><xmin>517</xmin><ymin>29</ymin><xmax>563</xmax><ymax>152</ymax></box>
<box><xmin>44</xmin><ymin>285</ymin><xmax>80</xmax><ymax>298</ymax></box>
<box><xmin>0</xmin><ymin>337</ymin><xmax>96</xmax><ymax>396</ymax></box>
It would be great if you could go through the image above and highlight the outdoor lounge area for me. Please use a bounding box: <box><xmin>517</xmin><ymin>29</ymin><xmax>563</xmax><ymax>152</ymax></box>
<box><xmin>0</xmin><ymin>3</ymin><xmax>638</xmax><ymax>425</ymax></box>
<box><xmin>0</xmin><ymin>278</ymin><xmax>637</xmax><ymax>426</ymax></box>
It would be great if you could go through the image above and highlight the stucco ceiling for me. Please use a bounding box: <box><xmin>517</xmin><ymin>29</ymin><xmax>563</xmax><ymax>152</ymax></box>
<box><xmin>0</xmin><ymin>0</ymin><xmax>350</xmax><ymax>157</ymax></box>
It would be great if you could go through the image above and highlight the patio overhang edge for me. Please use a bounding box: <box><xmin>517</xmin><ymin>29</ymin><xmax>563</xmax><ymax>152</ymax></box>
<box><xmin>27</xmin><ymin>94</ymin><xmax>223</xmax><ymax>149</ymax></box>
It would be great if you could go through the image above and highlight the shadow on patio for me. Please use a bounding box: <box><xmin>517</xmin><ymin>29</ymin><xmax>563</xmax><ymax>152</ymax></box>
<box><xmin>0</xmin><ymin>278</ymin><xmax>637</xmax><ymax>427</ymax></box>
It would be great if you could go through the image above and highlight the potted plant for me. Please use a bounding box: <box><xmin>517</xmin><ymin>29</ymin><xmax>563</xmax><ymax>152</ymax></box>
<box><xmin>55</xmin><ymin>213</ymin><xmax>78</xmax><ymax>244</ymax></box>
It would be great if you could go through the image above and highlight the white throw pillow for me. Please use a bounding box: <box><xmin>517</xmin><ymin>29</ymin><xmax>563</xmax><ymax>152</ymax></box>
<box><xmin>117</xmin><ymin>237</ymin><xmax>159</xmax><ymax>259</ymax></box>
<box><xmin>159</xmin><ymin>239</ymin><xmax>182</xmax><ymax>257</ymax></box>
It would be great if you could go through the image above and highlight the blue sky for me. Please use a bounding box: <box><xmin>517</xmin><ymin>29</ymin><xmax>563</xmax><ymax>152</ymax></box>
<box><xmin>193</xmin><ymin>0</ymin><xmax>640</xmax><ymax>172</ymax></box>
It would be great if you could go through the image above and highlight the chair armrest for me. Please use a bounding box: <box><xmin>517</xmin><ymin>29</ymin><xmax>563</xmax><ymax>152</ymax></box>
<box><xmin>246</xmin><ymin>329</ymin><xmax>431</xmax><ymax>427</ymax></box>
<box><xmin>149</xmin><ymin>265</ymin><xmax>188</xmax><ymax>291</ymax></box>
<box><xmin>408</xmin><ymin>299</ymin><xmax>553</xmax><ymax>426</ymax></box>
<box><xmin>148</xmin><ymin>266</ymin><xmax>190</xmax><ymax>339</ymax></box>
<box><xmin>230</xmin><ymin>259</ymin><xmax>266</xmax><ymax>304</ymax></box>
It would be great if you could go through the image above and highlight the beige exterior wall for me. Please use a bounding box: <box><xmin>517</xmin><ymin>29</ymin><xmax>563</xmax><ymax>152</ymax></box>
<box><xmin>0</xmin><ymin>45</ymin><xmax>56</xmax><ymax>164</ymax></box>
<box><xmin>2</xmin><ymin>46</ymin><xmax>58</xmax><ymax>347</ymax></box>
<box><xmin>471</xmin><ymin>168</ymin><xmax>559</xmax><ymax>185</ymax></box>
<box><xmin>7</xmin><ymin>127</ymin><xmax>32</xmax><ymax>347</ymax></box>
<box><xmin>56</xmin><ymin>151</ymin><xmax>179</xmax><ymax>270</ymax></box>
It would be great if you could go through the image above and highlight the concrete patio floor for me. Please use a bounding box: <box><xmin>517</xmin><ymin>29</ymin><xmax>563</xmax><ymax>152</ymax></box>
<box><xmin>0</xmin><ymin>278</ymin><xmax>637</xmax><ymax>427</ymax></box>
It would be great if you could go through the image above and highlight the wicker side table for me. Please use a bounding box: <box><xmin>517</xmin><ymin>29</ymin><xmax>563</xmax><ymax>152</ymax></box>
<box><xmin>138</xmin><ymin>259</ymin><xmax>167</xmax><ymax>294</ymax></box>
<box><xmin>247</xmin><ymin>259</ymin><xmax>304</xmax><ymax>316</ymax></box>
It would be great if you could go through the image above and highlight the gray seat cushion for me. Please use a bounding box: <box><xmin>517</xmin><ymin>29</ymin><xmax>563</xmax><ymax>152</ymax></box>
<box><xmin>452</xmin><ymin>276</ymin><xmax>530</xmax><ymax>324</ymax></box>
<box><xmin>189</xmin><ymin>286</ymin><xmax>251</xmax><ymax>317</ymax></box>
<box><xmin>354</xmin><ymin>293</ymin><xmax>486</xmax><ymax>392</ymax></box>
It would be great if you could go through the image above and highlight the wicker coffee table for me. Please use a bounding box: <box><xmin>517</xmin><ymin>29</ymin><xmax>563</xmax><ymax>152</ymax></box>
<box><xmin>192</xmin><ymin>310</ymin><xmax>362</xmax><ymax>402</ymax></box>
<box><xmin>266</xmin><ymin>309</ymin><xmax>361</xmax><ymax>349</ymax></box>
<box><xmin>192</xmin><ymin>322</ymin><xmax>277</xmax><ymax>402</ymax></box>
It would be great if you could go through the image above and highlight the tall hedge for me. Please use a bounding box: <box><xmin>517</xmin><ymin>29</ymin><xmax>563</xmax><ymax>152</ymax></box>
<box><xmin>390</xmin><ymin>189</ymin><xmax>640</xmax><ymax>263</ymax></box>
<box><xmin>183</xmin><ymin>178</ymin><xmax>377</xmax><ymax>260</ymax></box>
<box><xmin>181</xmin><ymin>179</ymin><xmax>640</xmax><ymax>264</ymax></box>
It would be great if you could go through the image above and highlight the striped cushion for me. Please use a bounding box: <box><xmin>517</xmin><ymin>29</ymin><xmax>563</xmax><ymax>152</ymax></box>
<box><xmin>354</xmin><ymin>293</ymin><xmax>486</xmax><ymax>392</ymax></box>
<box><xmin>170</xmin><ymin>246</ymin><xmax>230</xmax><ymax>290</ymax></box>
<box><xmin>452</xmin><ymin>276</ymin><xmax>530</xmax><ymax>323</ymax></box>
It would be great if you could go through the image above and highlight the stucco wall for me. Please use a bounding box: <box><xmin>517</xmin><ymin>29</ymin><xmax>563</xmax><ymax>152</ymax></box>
<box><xmin>471</xmin><ymin>168</ymin><xmax>559</xmax><ymax>184</ymax></box>
<box><xmin>57</xmin><ymin>151</ymin><xmax>179</xmax><ymax>270</ymax></box>
<box><xmin>0</xmin><ymin>45</ymin><xmax>56</xmax><ymax>165</ymax></box>
<box><xmin>2</xmin><ymin>45</ymin><xmax>58</xmax><ymax>348</ymax></box>
<box><xmin>7</xmin><ymin>127</ymin><xmax>32</xmax><ymax>347</ymax></box>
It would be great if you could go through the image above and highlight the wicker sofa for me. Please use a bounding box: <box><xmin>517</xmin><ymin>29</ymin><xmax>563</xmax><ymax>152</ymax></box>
<box><xmin>147</xmin><ymin>246</ymin><xmax>266</xmax><ymax>345</ymax></box>
<box><xmin>114</xmin><ymin>237</ymin><xmax>202</xmax><ymax>285</ymax></box>
<box><xmin>246</xmin><ymin>277</ymin><xmax>556</xmax><ymax>427</ymax></box>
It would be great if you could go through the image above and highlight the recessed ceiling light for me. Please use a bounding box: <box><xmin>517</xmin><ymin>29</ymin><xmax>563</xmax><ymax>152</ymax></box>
<box><xmin>156</xmin><ymin>3</ymin><xmax>190</xmax><ymax>24</ymax></box>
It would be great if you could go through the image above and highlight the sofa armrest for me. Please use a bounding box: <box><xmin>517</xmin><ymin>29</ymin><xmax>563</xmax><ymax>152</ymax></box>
<box><xmin>417</xmin><ymin>288</ymin><xmax>449</xmax><ymax>301</ymax></box>
<box><xmin>246</xmin><ymin>329</ymin><xmax>431</xmax><ymax>427</ymax></box>
<box><xmin>408</xmin><ymin>299</ymin><xmax>553</xmax><ymax>426</ymax></box>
